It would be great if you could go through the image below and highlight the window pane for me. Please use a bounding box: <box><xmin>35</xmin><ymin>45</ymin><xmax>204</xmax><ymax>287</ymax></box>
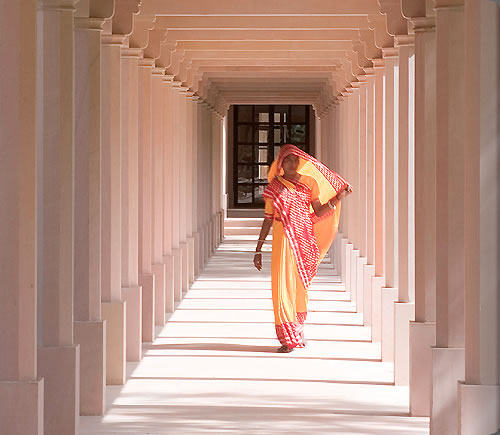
<box><xmin>290</xmin><ymin>124</ymin><xmax>306</xmax><ymax>143</ymax></box>
<box><xmin>275</xmin><ymin>105</ymin><xmax>288</xmax><ymax>123</ymax></box>
<box><xmin>291</xmin><ymin>105</ymin><xmax>306</xmax><ymax>123</ymax></box>
<box><xmin>274</xmin><ymin>128</ymin><xmax>281</xmax><ymax>143</ymax></box>
<box><xmin>257</xmin><ymin>146</ymin><xmax>267</xmax><ymax>163</ymax></box>
<box><xmin>274</xmin><ymin>145</ymin><xmax>281</xmax><ymax>159</ymax></box>
<box><xmin>237</xmin><ymin>165</ymin><xmax>253</xmax><ymax>183</ymax></box>
<box><xmin>255</xmin><ymin>105</ymin><xmax>270</xmax><ymax>123</ymax></box>
<box><xmin>254</xmin><ymin>185</ymin><xmax>266</xmax><ymax>205</ymax></box>
<box><xmin>257</xmin><ymin>128</ymin><xmax>268</xmax><ymax>143</ymax></box>
<box><xmin>256</xmin><ymin>165</ymin><xmax>269</xmax><ymax>183</ymax></box>
<box><xmin>237</xmin><ymin>125</ymin><xmax>253</xmax><ymax>143</ymax></box>
<box><xmin>237</xmin><ymin>105</ymin><xmax>253</xmax><ymax>122</ymax></box>
<box><xmin>237</xmin><ymin>184</ymin><xmax>252</xmax><ymax>204</ymax></box>
<box><xmin>238</xmin><ymin>145</ymin><xmax>253</xmax><ymax>163</ymax></box>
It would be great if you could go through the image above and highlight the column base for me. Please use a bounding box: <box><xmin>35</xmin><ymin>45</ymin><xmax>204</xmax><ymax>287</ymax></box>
<box><xmin>350</xmin><ymin>249</ymin><xmax>360</xmax><ymax>306</ymax></box>
<box><xmin>381</xmin><ymin>287</ymin><xmax>398</xmax><ymax>362</ymax></box>
<box><xmin>355</xmin><ymin>256</ymin><xmax>367</xmax><ymax>314</ymax></box>
<box><xmin>180</xmin><ymin>242</ymin><xmax>189</xmax><ymax>293</ymax></box>
<box><xmin>101</xmin><ymin>300</ymin><xmax>126</xmax><ymax>385</ymax></box>
<box><xmin>152</xmin><ymin>263</ymin><xmax>166</xmax><ymax>326</ymax></box>
<box><xmin>38</xmin><ymin>344</ymin><xmax>79</xmax><ymax>435</ymax></box>
<box><xmin>394</xmin><ymin>302</ymin><xmax>415</xmax><ymax>385</ymax></box>
<box><xmin>163</xmin><ymin>254</ymin><xmax>175</xmax><ymax>313</ymax></box>
<box><xmin>458</xmin><ymin>382</ymin><xmax>500</xmax><ymax>435</ymax></box>
<box><xmin>122</xmin><ymin>286</ymin><xmax>142</xmax><ymax>362</ymax></box>
<box><xmin>362</xmin><ymin>261</ymin><xmax>373</xmax><ymax>325</ymax></box>
<box><xmin>371</xmin><ymin>276</ymin><xmax>385</xmax><ymax>342</ymax></box>
<box><xmin>409</xmin><ymin>321</ymin><xmax>436</xmax><ymax>416</ymax></box>
<box><xmin>340</xmin><ymin>238</ymin><xmax>349</xmax><ymax>284</ymax></box>
<box><xmin>139</xmin><ymin>273</ymin><xmax>155</xmax><ymax>343</ymax></box>
<box><xmin>187</xmin><ymin>236</ymin><xmax>195</xmax><ymax>285</ymax></box>
<box><xmin>204</xmin><ymin>223</ymin><xmax>209</xmax><ymax>265</ymax></box>
<box><xmin>172</xmin><ymin>247</ymin><xmax>182</xmax><ymax>302</ymax></box>
<box><xmin>0</xmin><ymin>379</ymin><xmax>44</xmax><ymax>435</ymax></box>
<box><xmin>431</xmin><ymin>347</ymin><xmax>465</xmax><ymax>435</ymax></box>
<box><xmin>74</xmin><ymin>320</ymin><xmax>106</xmax><ymax>415</ymax></box>
<box><xmin>193</xmin><ymin>231</ymin><xmax>200</xmax><ymax>278</ymax></box>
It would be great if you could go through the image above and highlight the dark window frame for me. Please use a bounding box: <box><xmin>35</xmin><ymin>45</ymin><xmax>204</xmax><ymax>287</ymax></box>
<box><xmin>233</xmin><ymin>105</ymin><xmax>310</xmax><ymax>208</ymax></box>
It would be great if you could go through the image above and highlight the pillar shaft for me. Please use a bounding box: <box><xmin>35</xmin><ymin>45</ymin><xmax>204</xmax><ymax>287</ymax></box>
<box><xmin>413</xmin><ymin>20</ymin><xmax>437</xmax><ymax>324</ymax></box>
<box><xmin>382</xmin><ymin>51</ymin><xmax>399</xmax><ymax>290</ymax></box>
<box><xmin>101</xmin><ymin>34</ymin><xmax>123</xmax><ymax>303</ymax></box>
<box><xmin>120</xmin><ymin>49</ymin><xmax>140</xmax><ymax>288</ymax></box>
<box><xmin>0</xmin><ymin>0</ymin><xmax>38</xmax><ymax>382</ymax></box>
<box><xmin>37</xmin><ymin>0</ymin><xmax>76</xmax><ymax>347</ymax></box>
<box><xmin>365</xmin><ymin>74</ymin><xmax>375</xmax><ymax>266</ymax></box>
<box><xmin>396</xmin><ymin>41</ymin><xmax>415</xmax><ymax>303</ymax></box>
<box><xmin>138</xmin><ymin>59</ymin><xmax>153</xmax><ymax>276</ymax></box>
<box><xmin>373</xmin><ymin>62</ymin><xmax>385</xmax><ymax>277</ymax></box>
<box><xmin>435</xmin><ymin>4</ymin><xmax>465</xmax><ymax>349</ymax></box>
<box><xmin>458</xmin><ymin>2</ymin><xmax>500</xmax><ymax>432</ymax></box>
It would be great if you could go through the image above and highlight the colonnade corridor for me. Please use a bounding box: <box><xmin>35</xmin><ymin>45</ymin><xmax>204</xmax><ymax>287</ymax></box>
<box><xmin>1</xmin><ymin>1</ymin><xmax>499</xmax><ymax>434</ymax></box>
<box><xmin>80</xmin><ymin>228</ymin><xmax>429</xmax><ymax>434</ymax></box>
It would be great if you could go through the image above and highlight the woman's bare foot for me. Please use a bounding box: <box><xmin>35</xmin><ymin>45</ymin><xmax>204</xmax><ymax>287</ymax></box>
<box><xmin>277</xmin><ymin>345</ymin><xmax>294</xmax><ymax>353</ymax></box>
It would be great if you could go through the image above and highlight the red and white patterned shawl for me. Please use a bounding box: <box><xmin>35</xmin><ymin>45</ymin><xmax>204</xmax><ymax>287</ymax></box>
<box><xmin>263</xmin><ymin>144</ymin><xmax>350</xmax><ymax>288</ymax></box>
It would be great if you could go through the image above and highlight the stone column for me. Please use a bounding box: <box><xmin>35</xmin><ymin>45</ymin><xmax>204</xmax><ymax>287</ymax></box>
<box><xmin>371</xmin><ymin>58</ymin><xmax>386</xmax><ymax>345</ymax></box>
<box><xmin>121</xmin><ymin>46</ymin><xmax>142</xmax><ymax>362</ymax></box>
<box><xmin>348</xmin><ymin>89</ymin><xmax>360</xmax><ymax>309</ymax></box>
<box><xmin>185</xmin><ymin>94</ymin><xmax>196</xmax><ymax>287</ymax></box>
<box><xmin>431</xmin><ymin>3</ymin><xmax>466</xmax><ymax>433</ymax></box>
<box><xmin>162</xmin><ymin>76</ymin><xmax>175</xmax><ymax>314</ymax></box>
<box><xmin>363</xmin><ymin>71</ymin><xmax>376</xmax><ymax>331</ymax></box>
<box><xmin>353</xmin><ymin>81</ymin><xmax>371</xmax><ymax>325</ymax></box>
<box><xmin>191</xmin><ymin>97</ymin><xmax>201</xmax><ymax>278</ymax></box>
<box><xmin>409</xmin><ymin>16</ymin><xmax>437</xmax><ymax>417</ymax></box>
<box><xmin>73</xmin><ymin>10</ymin><xmax>107</xmax><ymax>415</ymax></box>
<box><xmin>0</xmin><ymin>2</ymin><xmax>43</xmax><ymax>433</ymax></box>
<box><xmin>177</xmin><ymin>88</ymin><xmax>190</xmax><ymax>296</ymax></box>
<box><xmin>171</xmin><ymin>87</ymin><xmax>183</xmax><ymax>302</ymax></box>
<box><xmin>151</xmin><ymin>67</ymin><xmax>167</xmax><ymax>327</ymax></box>
<box><xmin>458</xmin><ymin>1</ymin><xmax>500</xmax><ymax>433</ymax></box>
<box><xmin>36</xmin><ymin>1</ymin><xmax>80</xmax><ymax>433</ymax></box>
<box><xmin>394</xmin><ymin>36</ymin><xmax>416</xmax><ymax>386</ymax></box>
<box><xmin>138</xmin><ymin>58</ymin><xmax>155</xmax><ymax>342</ymax></box>
<box><xmin>101</xmin><ymin>31</ymin><xmax>126</xmax><ymax>386</ymax></box>
<box><xmin>380</xmin><ymin>48</ymin><xmax>399</xmax><ymax>363</ymax></box>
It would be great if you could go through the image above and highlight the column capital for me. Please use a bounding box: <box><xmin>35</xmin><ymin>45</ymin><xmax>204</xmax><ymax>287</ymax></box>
<box><xmin>162</xmin><ymin>74</ymin><xmax>175</xmax><ymax>84</ymax></box>
<box><xmin>74</xmin><ymin>17</ymin><xmax>106</xmax><ymax>31</ymax></box>
<box><xmin>139</xmin><ymin>58</ymin><xmax>155</xmax><ymax>68</ymax></box>
<box><xmin>121</xmin><ymin>47</ymin><xmax>143</xmax><ymax>59</ymax></box>
<box><xmin>101</xmin><ymin>34</ymin><xmax>128</xmax><ymax>47</ymax></box>
<box><xmin>38</xmin><ymin>0</ymin><xmax>77</xmax><ymax>11</ymax></box>
<box><xmin>152</xmin><ymin>67</ymin><xmax>166</xmax><ymax>76</ymax></box>
<box><xmin>411</xmin><ymin>16</ymin><xmax>436</xmax><ymax>33</ymax></box>
<box><xmin>395</xmin><ymin>34</ymin><xmax>415</xmax><ymax>47</ymax></box>
<box><xmin>433</xmin><ymin>0</ymin><xmax>464</xmax><ymax>10</ymax></box>
<box><xmin>382</xmin><ymin>47</ymin><xmax>399</xmax><ymax>62</ymax></box>
<box><xmin>372</xmin><ymin>58</ymin><xmax>385</xmax><ymax>69</ymax></box>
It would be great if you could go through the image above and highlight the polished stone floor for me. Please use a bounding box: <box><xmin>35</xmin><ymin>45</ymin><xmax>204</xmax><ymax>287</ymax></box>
<box><xmin>81</xmin><ymin>235</ymin><xmax>429</xmax><ymax>434</ymax></box>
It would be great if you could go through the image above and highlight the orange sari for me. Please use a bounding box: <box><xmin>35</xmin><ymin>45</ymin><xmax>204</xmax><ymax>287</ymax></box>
<box><xmin>263</xmin><ymin>145</ymin><xmax>350</xmax><ymax>348</ymax></box>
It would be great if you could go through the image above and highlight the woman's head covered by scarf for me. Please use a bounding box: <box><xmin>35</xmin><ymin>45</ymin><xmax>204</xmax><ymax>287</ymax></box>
<box><xmin>268</xmin><ymin>144</ymin><xmax>350</xmax><ymax>204</ymax></box>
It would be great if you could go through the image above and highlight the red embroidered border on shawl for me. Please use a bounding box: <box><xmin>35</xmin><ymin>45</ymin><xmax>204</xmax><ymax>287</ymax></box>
<box><xmin>275</xmin><ymin>312</ymin><xmax>307</xmax><ymax>348</ymax></box>
<box><xmin>263</xmin><ymin>179</ymin><xmax>318</xmax><ymax>288</ymax></box>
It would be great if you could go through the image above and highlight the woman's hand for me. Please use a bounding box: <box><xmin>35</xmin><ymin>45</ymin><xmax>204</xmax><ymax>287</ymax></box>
<box><xmin>253</xmin><ymin>253</ymin><xmax>262</xmax><ymax>271</ymax></box>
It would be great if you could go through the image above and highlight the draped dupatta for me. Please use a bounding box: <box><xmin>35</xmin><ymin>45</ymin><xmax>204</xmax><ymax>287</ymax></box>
<box><xmin>263</xmin><ymin>144</ymin><xmax>350</xmax><ymax>288</ymax></box>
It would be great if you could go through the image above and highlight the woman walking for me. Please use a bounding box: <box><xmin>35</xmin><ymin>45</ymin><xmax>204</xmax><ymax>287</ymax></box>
<box><xmin>254</xmin><ymin>144</ymin><xmax>351</xmax><ymax>353</ymax></box>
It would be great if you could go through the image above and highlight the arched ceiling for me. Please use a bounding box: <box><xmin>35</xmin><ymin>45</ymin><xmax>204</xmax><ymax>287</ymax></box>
<box><xmin>99</xmin><ymin>0</ymin><xmax>427</xmax><ymax>116</ymax></box>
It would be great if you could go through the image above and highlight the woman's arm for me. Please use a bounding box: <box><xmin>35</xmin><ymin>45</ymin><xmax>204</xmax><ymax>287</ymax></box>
<box><xmin>253</xmin><ymin>217</ymin><xmax>273</xmax><ymax>271</ymax></box>
<box><xmin>311</xmin><ymin>188</ymin><xmax>351</xmax><ymax>218</ymax></box>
